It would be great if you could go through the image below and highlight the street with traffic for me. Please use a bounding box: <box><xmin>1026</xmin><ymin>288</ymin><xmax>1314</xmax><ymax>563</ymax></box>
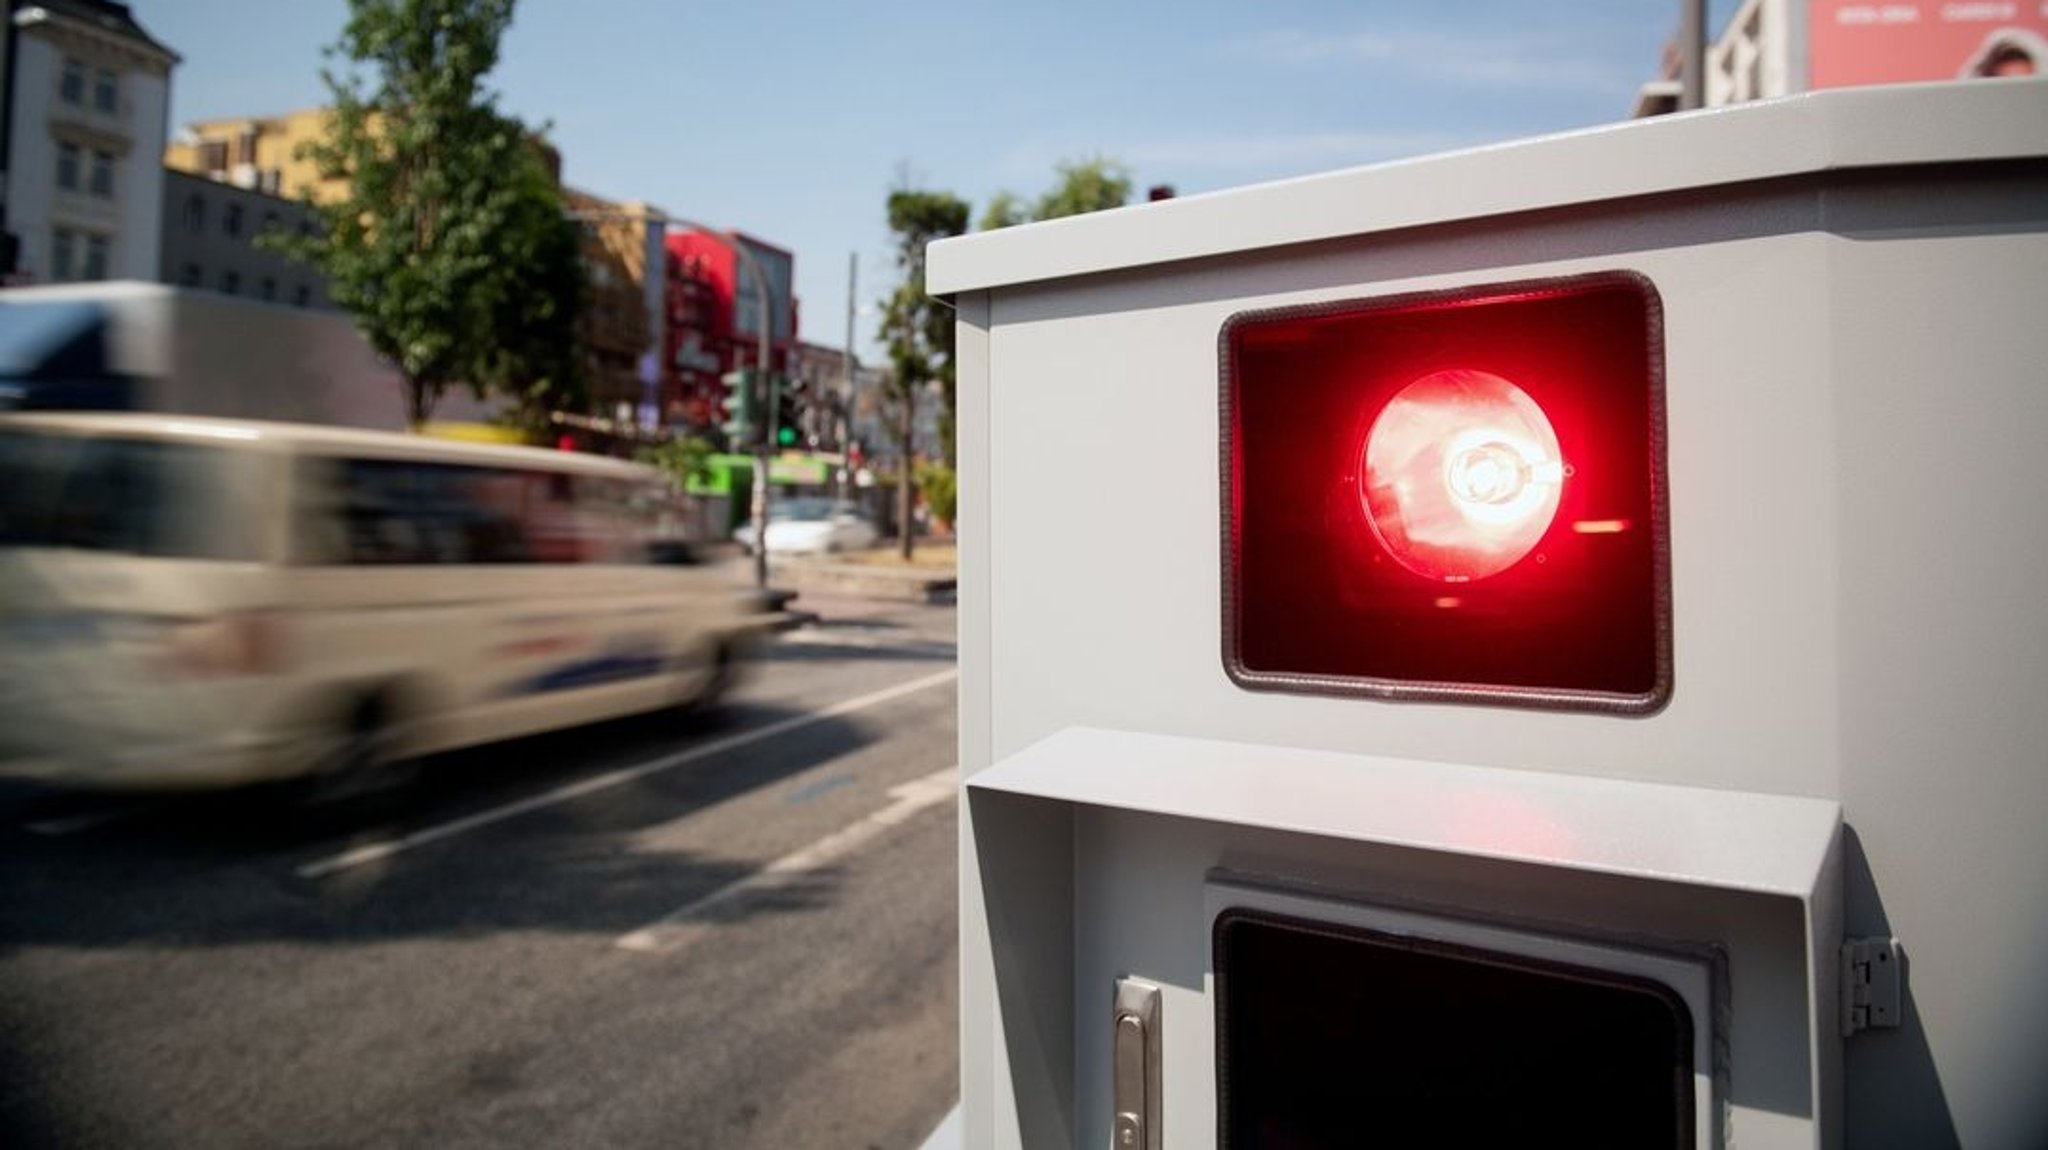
<box><xmin>0</xmin><ymin>581</ymin><xmax>960</xmax><ymax>1149</ymax></box>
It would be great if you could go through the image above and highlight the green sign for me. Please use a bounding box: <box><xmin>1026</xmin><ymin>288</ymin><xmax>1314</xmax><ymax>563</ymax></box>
<box><xmin>768</xmin><ymin>456</ymin><xmax>829</xmax><ymax>485</ymax></box>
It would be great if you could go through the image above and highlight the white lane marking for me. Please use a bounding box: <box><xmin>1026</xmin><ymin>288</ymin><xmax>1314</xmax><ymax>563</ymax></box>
<box><xmin>24</xmin><ymin>804</ymin><xmax>144</xmax><ymax>837</ymax></box>
<box><xmin>785</xmin><ymin>626</ymin><xmax>954</xmax><ymax>653</ymax></box>
<box><xmin>295</xmin><ymin>668</ymin><xmax>959</xmax><ymax>880</ymax></box>
<box><xmin>786</xmin><ymin>628</ymin><xmax>884</xmax><ymax>648</ymax></box>
<box><xmin>615</xmin><ymin>765</ymin><xmax>958</xmax><ymax>954</ymax></box>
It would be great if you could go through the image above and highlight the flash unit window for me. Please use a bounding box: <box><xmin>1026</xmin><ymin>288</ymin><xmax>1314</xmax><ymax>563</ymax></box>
<box><xmin>1220</xmin><ymin>272</ymin><xmax>1671</xmax><ymax>713</ymax></box>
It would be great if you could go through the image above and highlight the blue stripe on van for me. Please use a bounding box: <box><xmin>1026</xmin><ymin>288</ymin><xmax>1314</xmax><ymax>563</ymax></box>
<box><xmin>503</xmin><ymin>650</ymin><xmax>668</xmax><ymax>697</ymax></box>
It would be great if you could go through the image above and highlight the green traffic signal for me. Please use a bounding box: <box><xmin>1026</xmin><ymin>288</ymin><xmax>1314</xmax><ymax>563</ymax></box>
<box><xmin>777</xmin><ymin>426</ymin><xmax>797</xmax><ymax>447</ymax></box>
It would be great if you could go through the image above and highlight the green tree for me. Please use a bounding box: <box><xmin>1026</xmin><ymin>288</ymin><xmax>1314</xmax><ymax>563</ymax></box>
<box><xmin>980</xmin><ymin>156</ymin><xmax>1135</xmax><ymax>233</ymax></box>
<box><xmin>976</xmin><ymin>190</ymin><xmax>1027</xmax><ymax>232</ymax></box>
<box><xmin>638</xmin><ymin>435</ymin><xmax>717</xmax><ymax>490</ymax></box>
<box><xmin>879</xmin><ymin>186</ymin><xmax>968</xmax><ymax>558</ymax></box>
<box><xmin>915</xmin><ymin>460</ymin><xmax>957</xmax><ymax>530</ymax></box>
<box><xmin>1031</xmin><ymin>156</ymin><xmax>1132</xmax><ymax>220</ymax></box>
<box><xmin>472</xmin><ymin>141</ymin><xmax>585</xmax><ymax>437</ymax></box>
<box><xmin>286</xmin><ymin>0</ymin><xmax>569</xmax><ymax>429</ymax></box>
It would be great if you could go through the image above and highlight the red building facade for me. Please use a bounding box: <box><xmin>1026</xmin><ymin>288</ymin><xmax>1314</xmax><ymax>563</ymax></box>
<box><xmin>663</xmin><ymin>230</ymin><xmax>798</xmax><ymax>433</ymax></box>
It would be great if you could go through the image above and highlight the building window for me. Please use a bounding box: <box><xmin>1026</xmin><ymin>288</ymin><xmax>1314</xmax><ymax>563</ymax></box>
<box><xmin>293</xmin><ymin>285</ymin><xmax>311</xmax><ymax>308</ymax></box>
<box><xmin>51</xmin><ymin>230</ymin><xmax>76</xmax><ymax>280</ymax></box>
<box><xmin>88</xmin><ymin>151</ymin><xmax>113</xmax><ymax>198</ymax></box>
<box><xmin>262</xmin><ymin>211</ymin><xmax>279</xmax><ymax>236</ymax></box>
<box><xmin>183</xmin><ymin>194</ymin><xmax>206</xmax><ymax>234</ymax></box>
<box><xmin>224</xmin><ymin>203</ymin><xmax>243</xmax><ymax>238</ymax></box>
<box><xmin>56</xmin><ymin>143</ymin><xmax>80</xmax><ymax>192</ymax></box>
<box><xmin>83</xmin><ymin>236</ymin><xmax>108</xmax><ymax>281</ymax></box>
<box><xmin>60</xmin><ymin>59</ymin><xmax>84</xmax><ymax>104</ymax></box>
<box><xmin>179</xmin><ymin>262</ymin><xmax>202</xmax><ymax>288</ymax></box>
<box><xmin>199</xmin><ymin>140</ymin><xmax>228</xmax><ymax>176</ymax></box>
<box><xmin>93</xmin><ymin>69</ymin><xmax>117</xmax><ymax>114</ymax></box>
<box><xmin>260</xmin><ymin>278</ymin><xmax>276</xmax><ymax>301</ymax></box>
<box><xmin>221</xmin><ymin>270</ymin><xmax>240</xmax><ymax>296</ymax></box>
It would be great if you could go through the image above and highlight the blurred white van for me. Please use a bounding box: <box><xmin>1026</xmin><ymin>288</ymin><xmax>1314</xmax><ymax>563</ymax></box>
<box><xmin>0</xmin><ymin>413</ymin><xmax>769</xmax><ymax>792</ymax></box>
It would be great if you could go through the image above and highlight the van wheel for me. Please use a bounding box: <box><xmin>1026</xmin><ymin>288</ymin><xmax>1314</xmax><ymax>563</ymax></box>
<box><xmin>299</xmin><ymin>693</ymin><xmax>411</xmax><ymax>805</ymax></box>
<box><xmin>676</xmin><ymin>642</ymin><xmax>734</xmax><ymax>717</ymax></box>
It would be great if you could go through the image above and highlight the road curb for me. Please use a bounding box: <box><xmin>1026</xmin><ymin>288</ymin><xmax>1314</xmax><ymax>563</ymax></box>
<box><xmin>769</xmin><ymin>609</ymin><xmax>819</xmax><ymax>632</ymax></box>
<box><xmin>766</xmin><ymin>561</ymin><xmax>957</xmax><ymax>604</ymax></box>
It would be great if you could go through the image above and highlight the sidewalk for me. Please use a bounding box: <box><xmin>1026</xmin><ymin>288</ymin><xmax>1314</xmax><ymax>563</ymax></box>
<box><xmin>707</xmin><ymin>540</ymin><xmax>958</xmax><ymax>608</ymax></box>
<box><xmin>704</xmin><ymin>536</ymin><xmax>958</xmax><ymax>626</ymax></box>
<box><xmin>772</xmin><ymin>541</ymin><xmax>957</xmax><ymax>605</ymax></box>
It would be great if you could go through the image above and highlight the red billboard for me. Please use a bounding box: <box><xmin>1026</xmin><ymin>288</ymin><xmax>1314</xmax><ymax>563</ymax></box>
<box><xmin>1811</xmin><ymin>1</ymin><xmax>2048</xmax><ymax>87</ymax></box>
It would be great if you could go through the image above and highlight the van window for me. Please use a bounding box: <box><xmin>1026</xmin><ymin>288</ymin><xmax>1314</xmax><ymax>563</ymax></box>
<box><xmin>297</xmin><ymin>457</ymin><xmax>656</xmax><ymax>566</ymax></box>
<box><xmin>0</xmin><ymin>430</ymin><xmax>255</xmax><ymax>560</ymax></box>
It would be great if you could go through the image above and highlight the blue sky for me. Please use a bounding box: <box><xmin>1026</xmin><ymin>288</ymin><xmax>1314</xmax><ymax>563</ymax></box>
<box><xmin>137</xmin><ymin>1</ymin><xmax>1726</xmax><ymax>359</ymax></box>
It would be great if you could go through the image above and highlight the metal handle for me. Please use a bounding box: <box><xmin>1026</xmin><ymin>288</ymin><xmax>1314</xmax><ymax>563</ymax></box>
<box><xmin>1113</xmin><ymin>978</ymin><xmax>1161</xmax><ymax>1150</ymax></box>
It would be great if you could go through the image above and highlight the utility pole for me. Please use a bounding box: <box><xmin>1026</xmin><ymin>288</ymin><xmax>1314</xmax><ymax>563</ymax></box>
<box><xmin>744</xmin><ymin>241</ymin><xmax>772</xmax><ymax>591</ymax></box>
<box><xmin>1679</xmin><ymin>0</ymin><xmax>1707</xmax><ymax>110</ymax></box>
<box><xmin>841</xmin><ymin>251</ymin><xmax>856</xmax><ymax>500</ymax></box>
<box><xmin>898</xmin><ymin>374</ymin><xmax>915</xmax><ymax>561</ymax></box>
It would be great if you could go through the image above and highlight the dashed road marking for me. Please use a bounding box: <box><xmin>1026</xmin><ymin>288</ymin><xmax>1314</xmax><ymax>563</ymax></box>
<box><xmin>615</xmin><ymin>765</ymin><xmax>957</xmax><ymax>954</ymax></box>
<box><xmin>295</xmin><ymin>668</ymin><xmax>959</xmax><ymax>880</ymax></box>
<box><xmin>24</xmin><ymin>804</ymin><xmax>144</xmax><ymax>837</ymax></box>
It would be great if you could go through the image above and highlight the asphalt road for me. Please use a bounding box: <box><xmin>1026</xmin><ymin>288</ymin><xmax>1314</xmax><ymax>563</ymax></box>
<box><xmin>0</xmin><ymin>596</ymin><xmax>961</xmax><ymax>1149</ymax></box>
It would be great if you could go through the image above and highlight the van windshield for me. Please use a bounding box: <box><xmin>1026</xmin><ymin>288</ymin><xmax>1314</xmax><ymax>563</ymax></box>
<box><xmin>0</xmin><ymin>429</ymin><xmax>253</xmax><ymax>560</ymax></box>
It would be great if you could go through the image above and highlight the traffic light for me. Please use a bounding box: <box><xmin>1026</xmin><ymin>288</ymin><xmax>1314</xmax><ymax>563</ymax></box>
<box><xmin>719</xmin><ymin>369</ymin><xmax>756</xmax><ymax>447</ymax></box>
<box><xmin>776</xmin><ymin>377</ymin><xmax>803</xmax><ymax>449</ymax></box>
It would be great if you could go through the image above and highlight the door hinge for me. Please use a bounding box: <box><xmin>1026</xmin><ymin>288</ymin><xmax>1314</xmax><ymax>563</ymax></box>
<box><xmin>1841</xmin><ymin>937</ymin><xmax>1902</xmax><ymax>1036</ymax></box>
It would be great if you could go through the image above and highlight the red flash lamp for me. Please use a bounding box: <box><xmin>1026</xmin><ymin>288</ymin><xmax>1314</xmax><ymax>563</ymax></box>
<box><xmin>1221</xmin><ymin>273</ymin><xmax>1671</xmax><ymax>713</ymax></box>
<box><xmin>1361</xmin><ymin>369</ymin><xmax>1564</xmax><ymax>583</ymax></box>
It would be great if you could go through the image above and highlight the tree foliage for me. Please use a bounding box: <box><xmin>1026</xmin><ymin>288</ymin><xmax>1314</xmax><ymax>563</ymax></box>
<box><xmin>284</xmin><ymin>0</ymin><xmax>582</xmax><ymax>429</ymax></box>
<box><xmin>916</xmin><ymin>461</ymin><xmax>957</xmax><ymax>530</ymax></box>
<box><xmin>976</xmin><ymin>190</ymin><xmax>1027</xmax><ymax>233</ymax></box>
<box><xmin>1031</xmin><ymin>157</ymin><xmax>1132</xmax><ymax>221</ymax></box>
<box><xmin>980</xmin><ymin>156</ymin><xmax>1134</xmax><ymax>232</ymax></box>
<box><xmin>879</xmin><ymin>186</ymin><xmax>969</xmax><ymax>556</ymax></box>
<box><xmin>472</xmin><ymin>144</ymin><xmax>585</xmax><ymax>436</ymax></box>
<box><xmin>638</xmin><ymin>435</ymin><xmax>717</xmax><ymax>490</ymax></box>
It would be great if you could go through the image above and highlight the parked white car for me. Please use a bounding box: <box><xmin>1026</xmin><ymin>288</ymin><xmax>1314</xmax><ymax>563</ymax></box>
<box><xmin>733</xmin><ymin>498</ymin><xmax>880</xmax><ymax>555</ymax></box>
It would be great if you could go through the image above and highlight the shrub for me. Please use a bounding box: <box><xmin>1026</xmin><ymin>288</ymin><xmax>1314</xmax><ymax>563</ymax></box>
<box><xmin>916</xmin><ymin>462</ymin><xmax>957</xmax><ymax>529</ymax></box>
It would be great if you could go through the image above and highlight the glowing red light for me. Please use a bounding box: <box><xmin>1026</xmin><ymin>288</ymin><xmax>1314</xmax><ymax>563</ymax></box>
<box><xmin>1359</xmin><ymin>369</ymin><xmax>1564</xmax><ymax>582</ymax></box>
<box><xmin>1572</xmin><ymin>519</ymin><xmax>1631</xmax><ymax>535</ymax></box>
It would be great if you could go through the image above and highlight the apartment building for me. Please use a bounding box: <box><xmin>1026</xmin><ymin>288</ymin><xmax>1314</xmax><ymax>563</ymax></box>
<box><xmin>164</xmin><ymin>107</ymin><xmax>564</xmax><ymax>203</ymax></box>
<box><xmin>162</xmin><ymin>107</ymin><xmax>339</xmax><ymax>203</ymax></box>
<box><xmin>563</xmin><ymin>186</ymin><xmax>663</xmax><ymax>425</ymax></box>
<box><xmin>159</xmin><ymin>167</ymin><xmax>330</xmax><ymax>308</ymax></box>
<box><xmin>2</xmin><ymin>0</ymin><xmax>177</xmax><ymax>283</ymax></box>
<box><xmin>1634</xmin><ymin>0</ymin><xmax>2043</xmax><ymax>116</ymax></box>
